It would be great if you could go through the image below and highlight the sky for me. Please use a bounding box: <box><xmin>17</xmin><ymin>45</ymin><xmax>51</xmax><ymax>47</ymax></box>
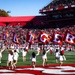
<box><xmin>0</xmin><ymin>0</ymin><xmax>52</xmax><ymax>16</ymax></box>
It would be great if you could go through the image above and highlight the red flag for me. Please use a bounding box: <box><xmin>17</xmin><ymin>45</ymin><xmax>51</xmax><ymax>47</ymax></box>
<box><xmin>26</xmin><ymin>31</ymin><xmax>35</xmax><ymax>44</ymax></box>
<box><xmin>3</xmin><ymin>31</ymin><xmax>9</xmax><ymax>40</ymax></box>
<box><xmin>65</xmin><ymin>32</ymin><xmax>75</xmax><ymax>44</ymax></box>
<box><xmin>39</xmin><ymin>32</ymin><xmax>50</xmax><ymax>44</ymax></box>
<box><xmin>13</xmin><ymin>33</ymin><xmax>19</xmax><ymax>44</ymax></box>
<box><xmin>52</xmin><ymin>32</ymin><xmax>63</xmax><ymax>45</ymax></box>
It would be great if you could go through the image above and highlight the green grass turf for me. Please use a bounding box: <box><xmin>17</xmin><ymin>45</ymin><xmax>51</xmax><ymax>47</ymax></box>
<box><xmin>0</xmin><ymin>49</ymin><xmax>75</xmax><ymax>66</ymax></box>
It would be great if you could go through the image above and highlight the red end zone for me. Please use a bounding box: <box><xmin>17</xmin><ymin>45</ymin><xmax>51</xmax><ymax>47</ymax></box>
<box><xmin>0</xmin><ymin>64</ymin><xmax>75</xmax><ymax>75</ymax></box>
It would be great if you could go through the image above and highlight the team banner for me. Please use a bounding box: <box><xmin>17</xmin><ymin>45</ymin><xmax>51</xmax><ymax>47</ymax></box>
<box><xmin>1</xmin><ymin>31</ymin><xmax>75</xmax><ymax>45</ymax></box>
<box><xmin>52</xmin><ymin>32</ymin><xmax>63</xmax><ymax>45</ymax></box>
<box><xmin>3</xmin><ymin>31</ymin><xmax>9</xmax><ymax>40</ymax></box>
<box><xmin>64</xmin><ymin>32</ymin><xmax>75</xmax><ymax>44</ymax></box>
<box><xmin>26</xmin><ymin>31</ymin><xmax>35</xmax><ymax>44</ymax></box>
<box><xmin>39</xmin><ymin>31</ymin><xmax>50</xmax><ymax>44</ymax></box>
<box><xmin>13</xmin><ymin>33</ymin><xmax>19</xmax><ymax>44</ymax></box>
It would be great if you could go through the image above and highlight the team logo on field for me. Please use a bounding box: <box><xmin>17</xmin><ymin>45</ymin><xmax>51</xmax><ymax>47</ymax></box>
<box><xmin>0</xmin><ymin>66</ymin><xmax>75</xmax><ymax>75</ymax></box>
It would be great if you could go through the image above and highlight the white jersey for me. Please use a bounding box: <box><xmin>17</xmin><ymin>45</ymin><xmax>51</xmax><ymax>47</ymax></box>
<box><xmin>55</xmin><ymin>52</ymin><xmax>60</xmax><ymax>58</ymax></box>
<box><xmin>59</xmin><ymin>55</ymin><xmax>64</xmax><ymax>61</ymax></box>
<box><xmin>13</xmin><ymin>52</ymin><xmax>19</xmax><ymax>60</ymax></box>
<box><xmin>31</xmin><ymin>57</ymin><xmax>36</xmax><ymax>62</ymax></box>
<box><xmin>8</xmin><ymin>54</ymin><xmax>13</xmax><ymax>61</ymax></box>
<box><xmin>42</xmin><ymin>50</ymin><xmax>49</xmax><ymax>59</ymax></box>
<box><xmin>22</xmin><ymin>50</ymin><xmax>27</xmax><ymax>56</ymax></box>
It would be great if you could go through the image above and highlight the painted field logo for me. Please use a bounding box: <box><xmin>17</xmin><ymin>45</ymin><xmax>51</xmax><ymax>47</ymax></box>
<box><xmin>43</xmin><ymin>66</ymin><xmax>75</xmax><ymax>74</ymax></box>
<box><xmin>0</xmin><ymin>66</ymin><xmax>75</xmax><ymax>75</ymax></box>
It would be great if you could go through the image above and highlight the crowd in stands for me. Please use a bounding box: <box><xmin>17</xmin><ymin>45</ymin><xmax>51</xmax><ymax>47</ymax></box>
<box><xmin>0</xmin><ymin>24</ymin><xmax>75</xmax><ymax>51</ymax></box>
<box><xmin>42</xmin><ymin>0</ymin><xmax>75</xmax><ymax>10</ymax></box>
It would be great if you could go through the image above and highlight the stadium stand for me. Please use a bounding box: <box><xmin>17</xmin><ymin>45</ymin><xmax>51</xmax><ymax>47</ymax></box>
<box><xmin>0</xmin><ymin>0</ymin><xmax>75</xmax><ymax>50</ymax></box>
<box><xmin>40</xmin><ymin>0</ymin><xmax>75</xmax><ymax>12</ymax></box>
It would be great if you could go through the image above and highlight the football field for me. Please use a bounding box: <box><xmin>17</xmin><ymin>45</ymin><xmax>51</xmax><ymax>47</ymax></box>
<box><xmin>0</xmin><ymin>50</ymin><xmax>75</xmax><ymax>75</ymax></box>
